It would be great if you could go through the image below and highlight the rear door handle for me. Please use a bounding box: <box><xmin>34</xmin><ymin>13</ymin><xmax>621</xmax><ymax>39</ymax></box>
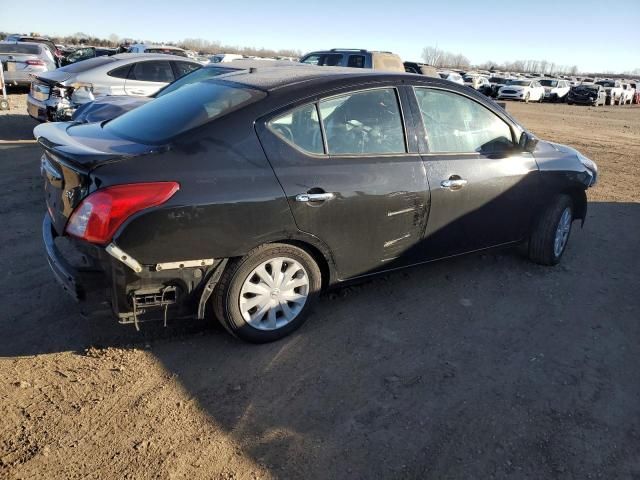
<box><xmin>295</xmin><ymin>192</ymin><xmax>335</xmax><ymax>202</ymax></box>
<box><xmin>441</xmin><ymin>178</ymin><xmax>468</xmax><ymax>190</ymax></box>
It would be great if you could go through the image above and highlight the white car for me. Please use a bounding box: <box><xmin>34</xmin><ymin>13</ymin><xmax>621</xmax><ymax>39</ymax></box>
<box><xmin>26</xmin><ymin>53</ymin><xmax>201</xmax><ymax>121</ymax></box>
<box><xmin>620</xmin><ymin>83</ymin><xmax>635</xmax><ymax>105</ymax></box>
<box><xmin>127</xmin><ymin>44</ymin><xmax>188</xmax><ymax>57</ymax></box>
<box><xmin>595</xmin><ymin>80</ymin><xmax>623</xmax><ymax>105</ymax></box>
<box><xmin>497</xmin><ymin>79</ymin><xmax>546</xmax><ymax>102</ymax></box>
<box><xmin>539</xmin><ymin>78</ymin><xmax>571</xmax><ymax>102</ymax></box>
<box><xmin>438</xmin><ymin>71</ymin><xmax>464</xmax><ymax>85</ymax></box>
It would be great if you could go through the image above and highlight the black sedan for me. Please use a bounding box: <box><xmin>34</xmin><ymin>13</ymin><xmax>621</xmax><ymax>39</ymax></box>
<box><xmin>36</xmin><ymin>66</ymin><xmax>598</xmax><ymax>343</ymax></box>
<box><xmin>567</xmin><ymin>84</ymin><xmax>607</xmax><ymax>106</ymax></box>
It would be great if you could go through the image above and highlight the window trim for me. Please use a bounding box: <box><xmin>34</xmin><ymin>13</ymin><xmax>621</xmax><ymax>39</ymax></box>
<box><xmin>411</xmin><ymin>85</ymin><xmax>518</xmax><ymax>156</ymax></box>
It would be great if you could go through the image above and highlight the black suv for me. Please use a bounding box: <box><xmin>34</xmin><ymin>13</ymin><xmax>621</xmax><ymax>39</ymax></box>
<box><xmin>300</xmin><ymin>49</ymin><xmax>404</xmax><ymax>72</ymax></box>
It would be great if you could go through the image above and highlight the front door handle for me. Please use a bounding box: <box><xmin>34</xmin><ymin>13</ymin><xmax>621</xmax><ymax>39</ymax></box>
<box><xmin>295</xmin><ymin>192</ymin><xmax>335</xmax><ymax>202</ymax></box>
<box><xmin>441</xmin><ymin>178</ymin><xmax>468</xmax><ymax>190</ymax></box>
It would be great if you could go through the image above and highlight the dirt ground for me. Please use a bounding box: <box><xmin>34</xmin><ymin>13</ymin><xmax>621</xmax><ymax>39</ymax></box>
<box><xmin>1</xmin><ymin>92</ymin><xmax>639</xmax><ymax>480</ymax></box>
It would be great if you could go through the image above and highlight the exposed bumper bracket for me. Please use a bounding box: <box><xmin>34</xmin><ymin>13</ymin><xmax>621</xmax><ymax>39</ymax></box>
<box><xmin>106</xmin><ymin>243</ymin><xmax>143</xmax><ymax>273</ymax></box>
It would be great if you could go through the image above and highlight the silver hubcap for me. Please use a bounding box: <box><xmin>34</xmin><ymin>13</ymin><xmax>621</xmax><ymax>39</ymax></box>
<box><xmin>554</xmin><ymin>207</ymin><xmax>572</xmax><ymax>257</ymax></box>
<box><xmin>239</xmin><ymin>257</ymin><xmax>309</xmax><ymax>331</ymax></box>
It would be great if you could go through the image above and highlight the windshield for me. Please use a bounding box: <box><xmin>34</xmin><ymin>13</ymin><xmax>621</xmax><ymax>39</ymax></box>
<box><xmin>0</xmin><ymin>43</ymin><xmax>40</xmax><ymax>54</ymax></box>
<box><xmin>506</xmin><ymin>80</ymin><xmax>530</xmax><ymax>86</ymax></box>
<box><xmin>155</xmin><ymin>66</ymin><xmax>235</xmax><ymax>98</ymax></box>
<box><xmin>539</xmin><ymin>80</ymin><xmax>558</xmax><ymax>87</ymax></box>
<box><xmin>489</xmin><ymin>77</ymin><xmax>507</xmax><ymax>84</ymax></box>
<box><xmin>596</xmin><ymin>80</ymin><xmax>615</xmax><ymax>87</ymax></box>
<box><xmin>576</xmin><ymin>85</ymin><xmax>598</xmax><ymax>91</ymax></box>
<box><xmin>59</xmin><ymin>56</ymin><xmax>115</xmax><ymax>72</ymax></box>
<box><xmin>105</xmin><ymin>81</ymin><xmax>265</xmax><ymax>145</ymax></box>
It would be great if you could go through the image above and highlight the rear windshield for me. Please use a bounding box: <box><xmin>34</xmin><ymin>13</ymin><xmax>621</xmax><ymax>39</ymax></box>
<box><xmin>595</xmin><ymin>80</ymin><xmax>615</xmax><ymax>87</ymax></box>
<box><xmin>104</xmin><ymin>81</ymin><xmax>265</xmax><ymax>144</ymax></box>
<box><xmin>60</xmin><ymin>56</ymin><xmax>116</xmax><ymax>72</ymax></box>
<box><xmin>539</xmin><ymin>80</ymin><xmax>558</xmax><ymax>87</ymax></box>
<box><xmin>0</xmin><ymin>43</ymin><xmax>40</xmax><ymax>54</ymax></box>
<box><xmin>155</xmin><ymin>66</ymin><xmax>235</xmax><ymax>98</ymax></box>
<box><xmin>506</xmin><ymin>80</ymin><xmax>530</xmax><ymax>86</ymax></box>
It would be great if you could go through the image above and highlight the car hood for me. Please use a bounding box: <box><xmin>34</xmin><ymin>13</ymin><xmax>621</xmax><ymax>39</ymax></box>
<box><xmin>72</xmin><ymin>96</ymin><xmax>153</xmax><ymax>123</ymax></box>
<box><xmin>533</xmin><ymin>140</ymin><xmax>596</xmax><ymax>182</ymax></box>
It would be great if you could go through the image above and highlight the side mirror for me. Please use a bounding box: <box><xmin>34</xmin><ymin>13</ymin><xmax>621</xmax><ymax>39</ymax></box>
<box><xmin>519</xmin><ymin>131</ymin><xmax>539</xmax><ymax>153</ymax></box>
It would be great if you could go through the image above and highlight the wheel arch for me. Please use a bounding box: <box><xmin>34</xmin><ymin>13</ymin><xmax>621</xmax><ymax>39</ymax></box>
<box><xmin>562</xmin><ymin>187</ymin><xmax>588</xmax><ymax>225</ymax></box>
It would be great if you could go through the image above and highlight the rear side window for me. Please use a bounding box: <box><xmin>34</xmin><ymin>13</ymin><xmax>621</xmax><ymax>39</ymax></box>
<box><xmin>319</xmin><ymin>88</ymin><xmax>406</xmax><ymax>155</ymax></box>
<box><xmin>347</xmin><ymin>55</ymin><xmax>365</xmax><ymax>68</ymax></box>
<box><xmin>108</xmin><ymin>65</ymin><xmax>131</xmax><ymax>79</ymax></box>
<box><xmin>129</xmin><ymin>61</ymin><xmax>174</xmax><ymax>83</ymax></box>
<box><xmin>300</xmin><ymin>53</ymin><xmax>343</xmax><ymax>66</ymax></box>
<box><xmin>268</xmin><ymin>104</ymin><xmax>323</xmax><ymax>154</ymax></box>
<box><xmin>104</xmin><ymin>81</ymin><xmax>265</xmax><ymax>145</ymax></box>
<box><xmin>156</xmin><ymin>66</ymin><xmax>231</xmax><ymax>98</ymax></box>
<box><xmin>414</xmin><ymin>88</ymin><xmax>513</xmax><ymax>154</ymax></box>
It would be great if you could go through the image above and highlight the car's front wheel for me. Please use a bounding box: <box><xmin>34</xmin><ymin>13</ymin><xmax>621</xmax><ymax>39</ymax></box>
<box><xmin>213</xmin><ymin>243</ymin><xmax>322</xmax><ymax>343</ymax></box>
<box><xmin>528</xmin><ymin>195</ymin><xmax>574</xmax><ymax>266</ymax></box>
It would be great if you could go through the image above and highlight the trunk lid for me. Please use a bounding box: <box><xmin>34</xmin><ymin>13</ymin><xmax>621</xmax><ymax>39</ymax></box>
<box><xmin>35</xmin><ymin>122</ymin><xmax>156</xmax><ymax>234</ymax></box>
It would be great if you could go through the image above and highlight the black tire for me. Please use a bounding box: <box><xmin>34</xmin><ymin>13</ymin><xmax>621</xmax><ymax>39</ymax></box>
<box><xmin>213</xmin><ymin>243</ymin><xmax>322</xmax><ymax>343</ymax></box>
<box><xmin>567</xmin><ymin>102</ymin><xmax>573</xmax><ymax>105</ymax></box>
<box><xmin>528</xmin><ymin>195</ymin><xmax>574</xmax><ymax>266</ymax></box>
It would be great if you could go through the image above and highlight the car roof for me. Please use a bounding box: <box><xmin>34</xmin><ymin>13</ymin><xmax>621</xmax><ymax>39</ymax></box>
<box><xmin>216</xmin><ymin>64</ymin><xmax>463</xmax><ymax>93</ymax></box>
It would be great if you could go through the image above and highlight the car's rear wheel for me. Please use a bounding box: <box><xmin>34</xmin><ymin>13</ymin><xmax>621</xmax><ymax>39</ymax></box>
<box><xmin>528</xmin><ymin>195</ymin><xmax>574</xmax><ymax>266</ymax></box>
<box><xmin>213</xmin><ymin>243</ymin><xmax>322</xmax><ymax>343</ymax></box>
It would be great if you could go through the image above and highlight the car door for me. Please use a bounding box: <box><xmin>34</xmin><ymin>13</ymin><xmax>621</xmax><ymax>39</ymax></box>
<box><xmin>409</xmin><ymin>86</ymin><xmax>539</xmax><ymax>260</ymax></box>
<box><xmin>124</xmin><ymin>60</ymin><xmax>175</xmax><ymax>96</ymax></box>
<box><xmin>256</xmin><ymin>87</ymin><xmax>430</xmax><ymax>280</ymax></box>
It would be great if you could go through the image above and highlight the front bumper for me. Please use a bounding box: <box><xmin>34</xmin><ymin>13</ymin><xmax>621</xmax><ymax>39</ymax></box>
<box><xmin>497</xmin><ymin>92</ymin><xmax>524</xmax><ymax>100</ymax></box>
<box><xmin>42</xmin><ymin>214</ymin><xmax>105</xmax><ymax>300</ymax></box>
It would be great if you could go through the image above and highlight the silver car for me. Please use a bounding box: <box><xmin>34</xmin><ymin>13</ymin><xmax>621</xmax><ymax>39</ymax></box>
<box><xmin>27</xmin><ymin>53</ymin><xmax>201</xmax><ymax>122</ymax></box>
<box><xmin>0</xmin><ymin>42</ymin><xmax>57</xmax><ymax>86</ymax></box>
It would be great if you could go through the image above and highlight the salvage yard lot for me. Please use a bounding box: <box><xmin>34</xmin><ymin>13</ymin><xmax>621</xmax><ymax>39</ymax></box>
<box><xmin>1</xmin><ymin>96</ymin><xmax>639</xmax><ymax>479</ymax></box>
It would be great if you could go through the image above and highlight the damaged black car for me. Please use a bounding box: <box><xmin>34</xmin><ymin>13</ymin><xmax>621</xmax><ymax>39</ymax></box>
<box><xmin>37</xmin><ymin>66</ymin><xmax>598</xmax><ymax>343</ymax></box>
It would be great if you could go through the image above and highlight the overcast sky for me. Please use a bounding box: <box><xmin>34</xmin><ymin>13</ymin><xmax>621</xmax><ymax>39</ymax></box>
<box><xmin>3</xmin><ymin>0</ymin><xmax>638</xmax><ymax>73</ymax></box>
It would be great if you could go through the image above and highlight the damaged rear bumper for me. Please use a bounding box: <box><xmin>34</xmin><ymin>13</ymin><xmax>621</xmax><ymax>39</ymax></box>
<box><xmin>42</xmin><ymin>214</ymin><xmax>226</xmax><ymax>326</ymax></box>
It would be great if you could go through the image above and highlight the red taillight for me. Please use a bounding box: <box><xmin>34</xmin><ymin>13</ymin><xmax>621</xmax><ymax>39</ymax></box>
<box><xmin>65</xmin><ymin>182</ymin><xmax>179</xmax><ymax>245</ymax></box>
<box><xmin>26</xmin><ymin>59</ymin><xmax>45</xmax><ymax>66</ymax></box>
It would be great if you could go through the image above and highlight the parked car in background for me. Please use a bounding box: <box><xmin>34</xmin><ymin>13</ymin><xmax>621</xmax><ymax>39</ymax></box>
<box><xmin>567</xmin><ymin>84</ymin><xmax>606</xmax><ymax>106</ymax></box>
<box><xmin>210</xmin><ymin>53</ymin><xmax>244</xmax><ymax>63</ymax></box>
<box><xmin>539</xmin><ymin>78</ymin><xmax>571</xmax><ymax>102</ymax></box>
<box><xmin>463</xmin><ymin>75</ymin><xmax>492</xmax><ymax>95</ymax></box>
<box><xmin>300</xmin><ymin>49</ymin><xmax>405</xmax><ymax>72</ymax></box>
<box><xmin>620</xmin><ymin>83</ymin><xmax>635</xmax><ymax>105</ymax></box>
<box><xmin>0</xmin><ymin>42</ymin><xmax>57</xmax><ymax>86</ymax></box>
<box><xmin>4</xmin><ymin>34</ymin><xmax>62</xmax><ymax>66</ymax></box>
<box><xmin>438</xmin><ymin>71</ymin><xmax>464</xmax><ymax>85</ymax></box>
<box><xmin>71</xmin><ymin>60</ymin><xmax>301</xmax><ymax>123</ymax></box>
<box><xmin>497</xmin><ymin>79</ymin><xmax>545</xmax><ymax>102</ymax></box>
<box><xmin>61</xmin><ymin>46</ymin><xmax>117</xmax><ymax>66</ymax></box>
<box><xmin>594</xmin><ymin>80</ymin><xmax>623</xmax><ymax>105</ymax></box>
<box><xmin>36</xmin><ymin>66</ymin><xmax>596</xmax><ymax>342</ymax></box>
<box><xmin>630</xmin><ymin>82</ymin><xmax>640</xmax><ymax>104</ymax></box>
<box><xmin>404</xmin><ymin>62</ymin><xmax>438</xmax><ymax>77</ymax></box>
<box><xmin>27</xmin><ymin>53</ymin><xmax>201</xmax><ymax>121</ymax></box>
<box><xmin>487</xmin><ymin>76</ymin><xmax>511</xmax><ymax>98</ymax></box>
<box><xmin>127</xmin><ymin>44</ymin><xmax>188</xmax><ymax>57</ymax></box>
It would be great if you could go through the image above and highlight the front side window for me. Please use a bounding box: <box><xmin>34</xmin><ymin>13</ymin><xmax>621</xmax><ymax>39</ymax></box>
<box><xmin>268</xmin><ymin>104</ymin><xmax>323</xmax><ymax>154</ymax></box>
<box><xmin>129</xmin><ymin>61</ymin><xmax>174</xmax><ymax>83</ymax></box>
<box><xmin>319</xmin><ymin>88</ymin><xmax>406</xmax><ymax>155</ymax></box>
<box><xmin>414</xmin><ymin>88</ymin><xmax>513</xmax><ymax>154</ymax></box>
